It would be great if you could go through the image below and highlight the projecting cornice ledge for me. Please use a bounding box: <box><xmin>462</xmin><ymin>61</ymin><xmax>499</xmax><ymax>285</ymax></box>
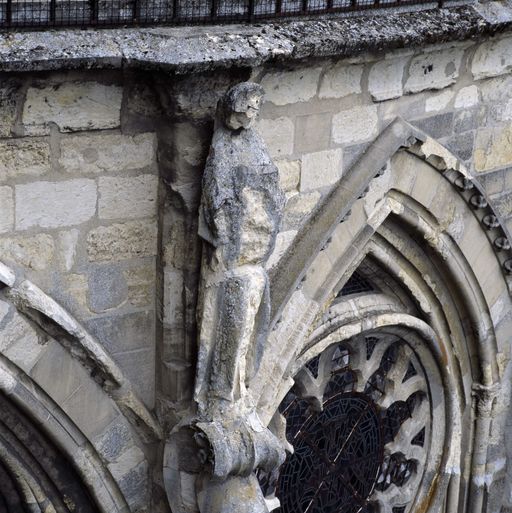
<box><xmin>0</xmin><ymin>0</ymin><xmax>511</xmax><ymax>73</ymax></box>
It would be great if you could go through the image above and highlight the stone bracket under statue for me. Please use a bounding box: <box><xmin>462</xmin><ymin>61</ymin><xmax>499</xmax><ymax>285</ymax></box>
<box><xmin>164</xmin><ymin>82</ymin><xmax>287</xmax><ymax>513</ymax></box>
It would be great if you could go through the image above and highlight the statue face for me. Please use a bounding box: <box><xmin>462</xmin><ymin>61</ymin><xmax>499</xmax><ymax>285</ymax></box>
<box><xmin>222</xmin><ymin>84</ymin><xmax>264</xmax><ymax>131</ymax></box>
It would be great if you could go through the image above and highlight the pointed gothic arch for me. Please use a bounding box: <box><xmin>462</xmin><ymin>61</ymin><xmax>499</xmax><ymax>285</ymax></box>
<box><xmin>250</xmin><ymin>118</ymin><xmax>512</xmax><ymax>513</ymax></box>
<box><xmin>0</xmin><ymin>265</ymin><xmax>161</xmax><ymax>513</ymax></box>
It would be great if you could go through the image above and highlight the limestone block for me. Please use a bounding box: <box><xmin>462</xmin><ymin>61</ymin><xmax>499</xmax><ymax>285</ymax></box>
<box><xmin>454</xmin><ymin>86</ymin><xmax>479</xmax><ymax>109</ymax></box>
<box><xmin>474</xmin><ymin>125</ymin><xmax>512</xmax><ymax>172</ymax></box>
<box><xmin>30</xmin><ymin>341</ymin><xmax>83</xmax><ymax>403</ymax></box>
<box><xmin>405</xmin><ymin>48</ymin><xmax>464</xmax><ymax>93</ymax></box>
<box><xmin>116</xmin><ymin>458</ymin><xmax>149</xmax><ymax>512</ymax></box>
<box><xmin>0</xmin><ymin>139</ymin><xmax>50</xmax><ymax>182</ymax></box>
<box><xmin>164</xmin><ymin>269</ymin><xmax>184</xmax><ymax>326</ymax></box>
<box><xmin>283</xmin><ymin>191</ymin><xmax>321</xmax><ymax>230</ymax></box>
<box><xmin>276</xmin><ymin>159</ymin><xmax>300</xmax><ymax>193</ymax></box>
<box><xmin>266</xmin><ymin>230</ymin><xmax>297</xmax><ymax>269</ymax></box>
<box><xmin>260</xmin><ymin>67</ymin><xmax>322</xmax><ymax>105</ymax></box>
<box><xmin>0</xmin><ymin>80</ymin><xmax>22</xmax><ymax>137</ymax></box>
<box><xmin>23</xmin><ymin>82</ymin><xmax>122</xmax><ymax>134</ymax></box>
<box><xmin>472</xmin><ymin>36</ymin><xmax>512</xmax><ymax>80</ymax></box>
<box><xmin>61</xmin><ymin>374</ymin><xmax>120</xmax><ymax>438</ymax></box>
<box><xmin>59</xmin><ymin>133</ymin><xmax>155</xmax><ymax>174</ymax></box>
<box><xmin>301</xmin><ymin>149</ymin><xmax>342</xmax><ymax>192</ymax></box>
<box><xmin>114</xmin><ymin>349</ymin><xmax>155</xmax><ymax>407</ymax></box>
<box><xmin>84</xmin><ymin>311</ymin><xmax>154</xmax><ymax>354</ymax></box>
<box><xmin>124</xmin><ymin>266</ymin><xmax>155</xmax><ymax>307</ymax></box>
<box><xmin>64</xmin><ymin>273</ymin><xmax>89</xmax><ymax>311</ymax></box>
<box><xmin>87</xmin><ymin>220</ymin><xmax>158</xmax><ymax>262</ymax></box>
<box><xmin>57</xmin><ymin>229</ymin><xmax>79</xmax><ymax>272</ymax></box>
<box><xmin>108</xmin><ymin>445</ymin><xmax>146</xmax><ymax>481</ymax></box>
<box><xmin>368</xmin><ymin>58</ymin><xmax>408</xmax><ymax>101</ymax></box>
<box><xmin>425</xmin><ymin>90</ymin><xmax>454</xmax><ymax>113</ymax></box>
<box><xmin>0</xmin><ymin>186</ymin><xmax>13</xmax><ymax>234</ymax></box>
<box><xmin>0</xmin><ymin>300</ymin><xmax>9</xmax><ymax>325</ymax></box>
<box><xmin>98</xmin><ymin>175</ymin><xmax>158</xmax><ymax>220</ymax></box>
<box><xmin>3</xmin><ymin>327</ymin><xmax>45</xmax><ymax>373</ymax></box>
<box><xmin>15</xmin><ymin>179</ymin><xmax>97</xmax><ymax>230</ymax></box>
<box><xmin>257</xmin><ymin>117</ymin><xmax>294</xmax><ymax>157</ymax></box>
<box><xmin>294</xmin><ymin>113</ymin><xmax>331</xmax><ymax>153</ymax></box>
<box><xmin>332</xmin><ymin>106</ymin><xmax>379</xmax><ymax>145</ymax></box>
<box><xmin>88</xmin><ymin>265</ymin><xmax>128</xmax><ymax>313</ymax></box>
<box><xmin>319</xmin><ymin>63</ymin><xmax>363</xmax><ymax>99</ymax></box>
<box><xmin>0</xmin><ymin>313</ymin><xmax>43</xmax><ymax>372</ymax></box>
<box><xmin>94</xmin><ymin>417</ymin><xmax>133</xmax><ymax>461</ymax></box>
<box><xmin>0</xmin><ymin>234</ymin><xmax>54</xmax><ymax>271</ymax></box>
<box><xmin>413</xmin><ymin>113</ymin><xmax>453</xmax><ymax>139</ymax></box>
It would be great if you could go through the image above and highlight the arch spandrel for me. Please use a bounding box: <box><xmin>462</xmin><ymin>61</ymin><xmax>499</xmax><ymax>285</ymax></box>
<box><xmin>249</xmin><ymin>118</ymin><xmax>512</xmax><ymax>513</ymax></box>
<box><xmin>0</xmin><ymin>266</ymin><xmax>158</xmax><ymax>513</ymax></box>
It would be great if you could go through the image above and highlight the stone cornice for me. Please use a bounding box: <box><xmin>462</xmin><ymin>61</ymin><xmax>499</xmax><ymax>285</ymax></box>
<box><xmin>0</xmin><ymin>0</ymin><xmax>511</xmax><ymax>73</ymax></box>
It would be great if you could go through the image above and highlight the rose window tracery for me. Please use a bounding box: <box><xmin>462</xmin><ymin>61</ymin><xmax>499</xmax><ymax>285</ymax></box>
<box><xmin>264</xmin><ymin>333</ymin><xmax>431</xmax><ymax>513</ymax></box>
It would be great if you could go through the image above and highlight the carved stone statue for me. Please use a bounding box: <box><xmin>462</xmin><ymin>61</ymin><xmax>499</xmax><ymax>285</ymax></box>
<box><xmin>164</xmin><ymin>82</ymin><xmax>286</xmax><ymax>513</ymax></box>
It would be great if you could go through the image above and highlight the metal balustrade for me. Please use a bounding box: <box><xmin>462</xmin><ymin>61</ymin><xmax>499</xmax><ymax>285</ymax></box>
<box><xmin>0</xmin><ymin>0</ymin><xmax>447</xmax><ymax>29</ymax></box>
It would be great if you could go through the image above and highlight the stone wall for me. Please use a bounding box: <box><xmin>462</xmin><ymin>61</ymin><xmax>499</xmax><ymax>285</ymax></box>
<box><xmin>1</xmin><ymin>24</ymin><xmax>512</xmax><ymax>513</ymax></box>
<box><xmin>0</xmin><ymin>70</ymin><xmax>161</xmax><ymax>408</ymax></box>
<box><xmin>254</xmin><ymin>33</ymin><xmax>512</xmax><ymax>270</ymax></box>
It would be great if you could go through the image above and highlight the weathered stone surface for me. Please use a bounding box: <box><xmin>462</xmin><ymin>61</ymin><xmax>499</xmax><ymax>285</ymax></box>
<box><xmin>0</xmin><ymin>81</ymin><xmax>22</xmax><ymax>138</ymax></box>
<box><xmin>276</xmin><ymin>159</ymin><xmax>301</xmax><ymax>193</ymax></box>
<box><xmin>57</xmin><ymin>229</ymin><xmax>79</xmax><ymax>272</ymax></box>
<box><xmin>59</xmin><ymin>133</ymin><xmax>155</xmax><ymax>174</ymax></box>
<box><xmin>0</xmin><ymin>313</ymin><xmax>42</xmax><ymax>371</ymax></box>
<box><xmin>257</xmin><ymin>117</ymin><xmax>294</xmax><ymax>157</ymax></box>
<box><xmin>260</xmin><ymin>67</ymin><xmax>322</xmax><ymax>105</ymax></box>
<box><xmin>164</xmin><ymin>269</ymin><xmax>184</xmax><ymax>325</ymax></box>
<box><xmin>266</xmin><ymin>229</ymin><xmax>297</xmax><ymax>269</ymax></box>
<box><xmin>60</xmin><ymin>273</ymin><xmax>87</xmax><ymax>310</ymax></box>
<box><xmin>0</xmin><ymin>5</ymin><xmax>507</xmax><ymax>76</ymax></box>
<box><xmin>454</xmin><ymin>85</ymin><xmax>479</xmax><ymax>109</ymax></box>
<box><xmin>332</xmin><ymin>106</ymin><xmax>378</xmax><ymax>145</ymax></box>
<box><xmin>283</xmin><ymin>191</ymin><xmax>321</xmax><ymax>230</ymax></box>
<box><xmin>405</xmin><ymin>47</ymin><xmax>464</xmax><ymax>93</ymax></box>
<box><xmin>0</xmin><ymin>234</ymin><xmax>54</xmax><ymax>270</ymax></box>
<box><xmin>425</xmin><ymin>89</ymin><xmax>454</xmax><ymax>112</ymax></box>
<box><xmin>474</xmin><ymin>125</ymin><xmax>512</xmax><ymax>172</ymax></box>
<box><xmin>23</xmin><ymin>82</ymin><xmax>122</xmax><ymax>134</ymax></box>
<box><xmin>453</xmin><ymin>108</ymin><xmax>479</xmax><ymax>134</ymax></box>
<box><xmin>88</xmin><ymin>265</ymin><xmax>128</xmax><ymax>312</ymax></box>
<box><xmin>301</xmin><ymin>149</ymin><xmax>342</xmax><ymax>192</ymax></box>
<box><xmin>114</xmin><ymin>349</ymin><xmax>155</xmax><ymax>407</ymax></box>
<box><xmin>368</xmin><ymin>58</ymin><xmax>408</xmax><ymax>101</ymax></box>
<box><xmin>84</xmin><ymin>311</ymin><xmax>154</xmax><ymax>355</ymax></box>
<box><xmin>413</xmin><ymin>113</ymin><xmax>453</xmax><ymax>138</ymax></box>
<box><xmin>98</xmin><ymin>175</ymin><xmax>158</xmax><ymax>220</ymax></box>
<box><xmin>95</xmin><ymin>417</ymin><xmax>134</xmax><ymax>461</ymax></box>
<box><xmin>87</xmin><ymin>220</ymin><xmax>158</xmax><ymax>262</ymax></box>
<box><xmin>294</xmin><ymin>113</ymin><xmax>331</xmax><ymax>153</ymax></box>
<box><xmin>441</xmin><ymin>132</ymin><xmax>474</xmax><ymax>162</ymax></box>
<box><xmin>0</xmin><ymin>186</ymin><xmax>14</xmax><ymax>234</ymax></box>
<box><xmin>115</xmin><ymin>453</ymin><xmax>150</xmax><ymax>511</ymax></box>
<box><xmin>472</xmin><ymin>36</ymin><xmax>512</xmax><ymax>80</ymax></box>
<box><xmin>124</xmin><ymin>265</ymin><xmax>155</xmax><ymax>307</ymax></box>
<box><xmin>0</xmin><ymin>139</ymin><xmax>51</xmax><ymax>182</ymax></box>
<box><xmin>0</xmin><ymin>300</ymin><xmax>9</xmax><ymax>325</ymax></box>
<box><xmin>319</xmin><ymin>63</ymin><xmax>363</xmax><ymax>99</ymax></box>
<box><xmin>16</xmin><ymin>179</ymin><xmax>97</xmax><ymax>230</ymax></box>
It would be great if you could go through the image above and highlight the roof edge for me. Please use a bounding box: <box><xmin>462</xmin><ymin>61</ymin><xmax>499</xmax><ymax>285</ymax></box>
<box><xmin>0</xmin><ymin>1</ymin><xmax>511</xmax><ymax>74</ymax></box>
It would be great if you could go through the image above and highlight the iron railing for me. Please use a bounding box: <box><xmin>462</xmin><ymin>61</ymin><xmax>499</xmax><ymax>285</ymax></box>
<box><xmin>0</xmin><ymin>0</ymin><xmax>447</xmax><ymax>29</ymax></box>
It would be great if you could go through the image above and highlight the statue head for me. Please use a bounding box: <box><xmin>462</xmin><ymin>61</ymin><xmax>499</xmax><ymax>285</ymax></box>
<box><xmin>220</xmin><ymin>82</ymin><xmax>265</xmax><ymax>131</ymax></box>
